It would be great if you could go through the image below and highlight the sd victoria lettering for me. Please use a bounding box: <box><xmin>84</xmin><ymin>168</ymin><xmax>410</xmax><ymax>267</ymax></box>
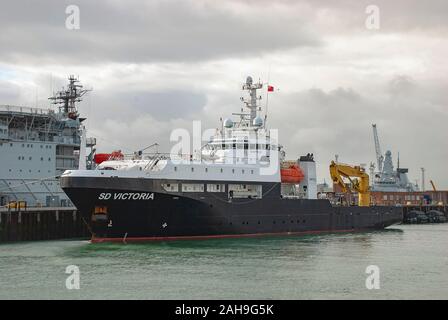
<box><xmin>98</xmin><ymin>192</ymin><xmax>154</xmax><ymax>200</ymax></box>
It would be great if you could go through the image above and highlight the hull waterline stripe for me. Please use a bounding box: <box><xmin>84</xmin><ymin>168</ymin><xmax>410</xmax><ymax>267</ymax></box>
<box><xmin>90</xmin><ymin>228</ymin><xmax>375</xmax><ymax>243</ymax></box>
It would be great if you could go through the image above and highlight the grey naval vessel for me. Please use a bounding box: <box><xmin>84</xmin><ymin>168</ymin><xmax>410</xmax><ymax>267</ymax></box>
<box><xmin>60</xmin><ymin>76</ymin><xmax>402</xmax><ymax>242</ymax></box>
<box><xmin>0</xmin><ymin>76</ymin><xmax>95</xmax><ymax>208</ymax></box>
<box><xmin>370</xmin><ymin>124</ymin><xmax>418</xmax><ymax>192</ymax></box>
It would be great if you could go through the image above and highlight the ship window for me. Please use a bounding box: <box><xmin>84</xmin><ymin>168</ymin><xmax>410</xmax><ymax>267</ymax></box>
<box><xmin>232</xmin><ymin>143</ymin><xmax>236</xmax><ymax>149</ymax></box>
<box><xmin>251</xmin><ymin>170</ymin><xmax>254</xmax><ymax>174</ymax></box>
<box><xmin>48</xmin><ymin>158</ymin><xmax>51</xmax><ymax>161</ymax></box>
<box><xmin>29</xmin><ymin>157</ymin><xmax>32</xmax><ymax>160</ymax></box>
<box><xmin>40</xmin><ymin>145</ymin><xmax>43</xmax><ymax>148</ymax></box>
<box><xmin>22</xmin><ymin>144</ymin><xmax>24</xmax><ymax>147</ymax></box>
<box><xmin>232</xmin><ymin>169</ymin><xmax>235</xmax><ymax>173</ymax></box>
<box><xmin>191</xmin><ymin>167</ymin><xmax>194</xmax><ymax>172</ymax></box>
<box><xmin>220</xmin><ymin>168</ymin><xmax>223</xmax><ymax>173</ymax></box>
<box><xmin>174</xmin><ymin>166</ymin><xmax>177</xmax><ymax>171</ymax></box>
<box><xmin>162</xmin><ymin>183</ymin><xmax>179</xmax><ymax>192</ymax></box>
<box><xmin>10</xmin><ymin>143</ymin><xmax>13</xmax><ymax>147</ymax></box>
<box><xmin>182</xmin><ymin>183</ymin><xmax>204</xmax><ymax>192</ymax></box>
<box><xmin>244</xmin><ymin>144</ymin><xmax>248</xmax><ymax>150</ymax></box>
<box><xmin>18</xmin><ymin>156</ymin><xmax>20</xmax><ymax>160</ymax></box>
<box><xmin>242</xmin><ymin>170</ymin><xmax>245</xmax><ymax>174</ymax></box>
<box><xmin>205</xmin><ymin>168</ymin><xmax>208</xmax><ymax>173</ymax></box>
<box><xmin>207</xmin><ymin>184</ymin><xmax>225</xmax><ymax>192</ymax></box>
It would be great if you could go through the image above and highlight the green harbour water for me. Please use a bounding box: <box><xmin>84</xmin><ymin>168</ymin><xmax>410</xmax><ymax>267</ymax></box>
<box><xmin>0</xmin><ymin>224</ymin><xmax>447</xmax><ymax>300</ymax></box>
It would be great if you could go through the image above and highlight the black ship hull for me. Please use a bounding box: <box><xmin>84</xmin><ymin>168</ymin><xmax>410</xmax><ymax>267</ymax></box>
<box><xmin>61</xmin><ymin>176</ymin><xmax>402</xmax><ymax>242</ymax></box>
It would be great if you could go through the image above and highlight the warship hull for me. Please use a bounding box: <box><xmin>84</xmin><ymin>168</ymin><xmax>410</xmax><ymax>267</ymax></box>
<box><xmin>61</xmin><ymin>176</ymin><xmax>402</xmax><ymax>242</ymax></box>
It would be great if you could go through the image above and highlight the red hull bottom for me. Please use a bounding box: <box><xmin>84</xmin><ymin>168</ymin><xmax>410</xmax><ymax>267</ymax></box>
<box><xmin>90</xmin><ymin>228</ymin><xmax>370</xmax><ymax>243</ymax></box>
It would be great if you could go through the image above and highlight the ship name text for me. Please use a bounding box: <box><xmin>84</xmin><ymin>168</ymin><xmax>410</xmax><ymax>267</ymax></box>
<box><xmin>98</xmin><ymin>192</ymin><xmax>155</xmax><ymax>200</ymax></box>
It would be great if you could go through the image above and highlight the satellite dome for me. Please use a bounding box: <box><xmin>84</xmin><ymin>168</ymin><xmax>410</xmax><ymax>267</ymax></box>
<box><xmin>246</xmin><ymin>76</ymin><xmax>253</xmax><ymax>85</ymax></box>
<box><xmin>253</xmin><ymin>116</ymin><xmax>263</xmax><ymax>127</ymax></box>
<box><xmin>223</xmin><ymin>118</ymin><xmax>233</xmax><ymax>128</ymax></box>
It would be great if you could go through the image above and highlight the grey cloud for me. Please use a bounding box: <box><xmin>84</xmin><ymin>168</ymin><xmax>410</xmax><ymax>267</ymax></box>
<box><xmin>0</xmin><ymin>0</ymin><xmax>320</xmax><ymax>65</ymax></box>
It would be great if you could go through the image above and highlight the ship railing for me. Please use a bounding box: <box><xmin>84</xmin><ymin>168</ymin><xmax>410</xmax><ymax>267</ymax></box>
<box><xmin>117</xmin><ymin>152</ymin><xmax>206</xmax><ymax>163</ymax></box>
<box><xmin>0</xmin><ymin>105</ymin><xmax>55</xmax><ymax>115</ymax></box>
<box><xmin>115</xmin><ymin>152</ymin><xmax>270</xmax><ymax>165</ymax></box>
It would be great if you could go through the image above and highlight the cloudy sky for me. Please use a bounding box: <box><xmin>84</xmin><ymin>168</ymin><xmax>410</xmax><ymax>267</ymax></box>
<box><xmin>1</xmin><ymin>0</ymin><xmax>447</xmax><ymax>188</ymax></box>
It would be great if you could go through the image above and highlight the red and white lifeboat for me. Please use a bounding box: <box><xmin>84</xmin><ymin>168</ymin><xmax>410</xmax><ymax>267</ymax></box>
<box><xmin>93</xmin><ymin>150</ymin><xmax>124</xmax><ymax>164</ymax></box>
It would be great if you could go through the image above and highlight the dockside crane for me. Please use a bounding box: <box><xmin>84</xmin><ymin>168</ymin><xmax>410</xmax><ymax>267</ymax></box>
<box><xmin>430</xmin><ymin>180</ymin><xmax>437</xmax><ymax>192</ymax></box>
<box><xmin>330</xmin><ymin>161</ymin><xmax>371</xmax><ymax>207</ymax></box>
<box><xmin>372</xmin><ymin>124</ymin><xmax>383</xmax><ymax>173</ymax></box>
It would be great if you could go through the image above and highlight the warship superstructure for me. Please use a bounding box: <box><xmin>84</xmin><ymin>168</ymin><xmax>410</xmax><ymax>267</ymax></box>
<box><xmin>0</xmin><ymin>76</ymin><xmax>95</xmax><ymax>207</ymax></box>
<box><xmin>370</xmin><ymin>124</ymin><xmax>418</xmax><ymax>192</ymax></box>
<box><xmin>61</xmin><ymin>77</ymin><xmax>401</xmax><ymax>242</ymax></box>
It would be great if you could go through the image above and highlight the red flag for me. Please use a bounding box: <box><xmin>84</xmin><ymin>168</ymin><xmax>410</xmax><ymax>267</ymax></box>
<box><xmin>267</xmin><ymin>85</ymin><xmax>274</xmax><ymax>92</ymax></box>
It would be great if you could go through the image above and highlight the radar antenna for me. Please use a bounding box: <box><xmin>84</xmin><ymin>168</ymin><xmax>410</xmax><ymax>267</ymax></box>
<box><xmin>49</xmin><ymin>75</ymin><xmax>91</xmax><ymax>120</ymax></box>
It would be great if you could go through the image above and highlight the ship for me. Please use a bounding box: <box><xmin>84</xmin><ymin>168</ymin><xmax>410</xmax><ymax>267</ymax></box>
<box><xmin>60</xmin><ymin>76</ymin><xmax>402</xmax><ymax>242</ymax></box>
<box><xmin>0</xmin><ymin>76</ymin><xmax>95</xmax><ymax>208</ymax></box>
<box><xmin>370</xmin><ymin>124</ymin><xmax>418</xmax><ymax>192</ymax></box>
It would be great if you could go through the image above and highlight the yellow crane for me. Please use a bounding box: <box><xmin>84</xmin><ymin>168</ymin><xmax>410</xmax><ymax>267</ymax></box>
<box><xmin>329</xmin><ymin>161</ymin><xmax>371</xmax><ymax>207</ymax></box>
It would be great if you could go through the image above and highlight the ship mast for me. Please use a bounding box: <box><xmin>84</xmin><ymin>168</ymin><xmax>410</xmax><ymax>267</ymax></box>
<box><xmin>48</xmin><ymin>75</ymin><xmax>91</xmax><ymax>120</ymax></box>
<box><xmin>236</xmin><ymin>76</ymin><xmax>264</xmax><ymax>128</ymax></box>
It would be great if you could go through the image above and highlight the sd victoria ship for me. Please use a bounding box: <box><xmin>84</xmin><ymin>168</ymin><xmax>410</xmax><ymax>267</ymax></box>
<box><xmin>60</xmin><ymin>76</ymin><xmax>401</xmax><ymax>242</ymax></box>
